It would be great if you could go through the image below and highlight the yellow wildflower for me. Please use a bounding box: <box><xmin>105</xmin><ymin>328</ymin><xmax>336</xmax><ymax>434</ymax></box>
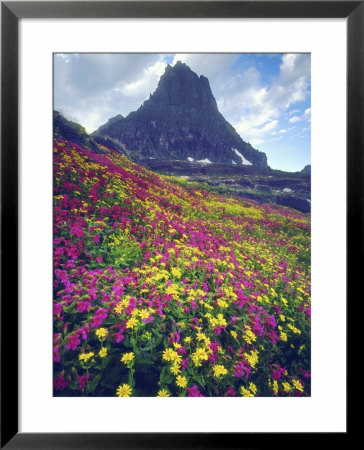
<box><xmin>171</xmin><ymin>267</ymin><xmax>182</xmax><ymax>278</ymax></box>
<box><xmin>121</xmin><ymin>352</ymin><xmax>135</xmax><ymax>364</ymax></box>
<box><xmin>243</xmin><ymin>326</ymin><xmax>257</xmax><ymax>344</ymax></box>
<box><xmin>282</xmin><ymin>382</ymin><xmax>291</xmax><ymax>393</ymax></box>
<box><xmin>157</xmin><ymin>389</ymin><xmax>170</xmax><ymax>397</ymax></box>
<box><xmin>95</xmin><ymin>328</ymin><xmax>108</xmax><ymax>340</ymax></box>
<box><xmin>162</xmin><ymin>348</ymin><xmax>180</xmax><ymax>362</ymax></box>
<box><xmin>126</xmin><ymin>317</ymin><xmax>138</xmax><ymax>329</ymax></box>
<box><xmin>272</xmin><ymin>380</ymin><xmax>279</xmax><ymax>394</ymax></box>
<box><xmin>217</xmin><ymin>299</ymin><xmax>228</xmax><ymax>308</ymax></box>
<box><xmin>249</xmin><ymin>382</ymin><xmax>257</xmax><ymax>395</ymax></box>
<box><xmin>287</xmin><ymin>323</ymin><xmax>301</xmax><ymax>334</ymax></box>
<box><xmin>176</xmin><ymin>375</ymin><xmax>187</xmax><ymax>388</ymax></box>
<box><xmin>139</xmin><ymin>309</ymin><xmax>150</xmax><ymax>319</ymax></box>
<box><xmin>241</xmin><ymin>386</ymin><xmax>254</xmax><ymax>397</ymax></box>
<box><xmin>78</xmin><ymin>352</ymin><xmax>94</xmax><ymax>362</ymax></box>
<box><xmin>231</xmin><ymin>330</ymin><xmax>237</xmax><ymax>339</ymax></box>
<box><xmin>170</xmin><ymin>363</ymin><xmax>181</xmax><ymax>375</ymax></box>
<box><xmin>116</xmin><ymin>384</ymin><xmax>132</xmax><ymax>397</ymax></box>
<box><xmin>196</xmin><ymin>332</ymin><xmax>207</xmax><ymax>342</ymax></box>
<box><xmin>245</xmin><ymin>350</ymin><xmax>259</xmax><ymax>368</ymax></box>
<box><xmin>212</xmin><ymin>364</ymin><xmax>228</xmax><ymax>377</ymax></box>
<box><xmin>292</xmin><ymin>379</ymin><xmax>304</xmax><ymax>393</ymax></box>
<box><xmin>98</xmin><ymin>347</ymin><xmax>107</xmax><ymax>358</ymax></box>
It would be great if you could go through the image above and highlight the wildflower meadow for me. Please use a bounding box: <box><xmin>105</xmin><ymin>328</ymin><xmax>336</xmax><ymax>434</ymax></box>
<box><xmin>53</xmin><ymin>138</ymin><xmax>311</xmax><ymax>397</ymax></box>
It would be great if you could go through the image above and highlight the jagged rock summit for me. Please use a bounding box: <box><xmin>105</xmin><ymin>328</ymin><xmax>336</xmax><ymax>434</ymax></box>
<box><xmin>93</xmin><ymin>61</ymin><xmax>268</xmax><ymax>169</ymax></box>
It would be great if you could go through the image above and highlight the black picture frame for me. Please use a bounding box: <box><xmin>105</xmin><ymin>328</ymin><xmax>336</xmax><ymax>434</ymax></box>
<box><xmin>1</xmin><ymin>1</ymin><xmax>358</xmax><ymax>448</ymax></box>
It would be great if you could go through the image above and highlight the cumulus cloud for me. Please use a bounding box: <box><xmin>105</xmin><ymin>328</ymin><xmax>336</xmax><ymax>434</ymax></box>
<box><xmin>54</xmin><ymin>54</ymin><xmax>171</xmax><ymax>132</ymax></box>
<box><xmin>197</xmin><ymin>53</ymin><xmax>310</xmax><ymax>147</ymax></box>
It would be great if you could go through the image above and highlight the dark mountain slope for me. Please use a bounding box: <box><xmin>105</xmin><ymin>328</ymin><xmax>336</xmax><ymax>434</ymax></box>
<box><xmin>93</xmin><ymin>61</ymin><xmax>268</xmax><ymax>169</ymax></box>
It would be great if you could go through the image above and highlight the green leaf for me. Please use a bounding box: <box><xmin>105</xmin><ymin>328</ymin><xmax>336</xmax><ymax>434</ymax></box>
<box><xmin>87</xmin><ymin>374</ymin><xmax>102</xmax><ymax>394</ymax></box>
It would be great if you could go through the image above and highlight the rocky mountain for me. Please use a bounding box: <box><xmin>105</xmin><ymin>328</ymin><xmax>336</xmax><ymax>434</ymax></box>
<box><xmin>92</xmin><ymin>61</ymin><xmax>268</xmax><ymax>170</ymax></box>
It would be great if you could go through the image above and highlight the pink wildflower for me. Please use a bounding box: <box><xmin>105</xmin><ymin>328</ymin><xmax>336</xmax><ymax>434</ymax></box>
<box><xmin>225</xmin><ymin>385</ymin><xmax>235</xmax><ymax>396</ymax></box>
<box><xmin>54</xmin><ymin>372</ymin><xmax>68</xmax><ymax>391</ymax></box>
<box><xmin>65</xmin><ymin>333</ymin><xmax>81</xmax><ymax>350</ymax></box>
<box><xmin>187</xmin><ymin>385</ymin><xmax>204</xmax><ymax>397</ymax></box>
<box><xmin>78</xmin><ymin>374</ymin><xmax>90</xmax><ymax>390</ymax></box>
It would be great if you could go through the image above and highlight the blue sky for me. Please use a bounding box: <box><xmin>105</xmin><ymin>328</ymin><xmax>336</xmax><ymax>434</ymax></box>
<box><xmin>54</xmin><ymin>53</ymin><xmax>310</xmax><ymax>172</ymax></box>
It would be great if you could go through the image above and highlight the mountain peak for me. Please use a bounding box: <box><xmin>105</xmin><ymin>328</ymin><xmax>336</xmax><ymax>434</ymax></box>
<box><xmin>93</xmin><ymin>63</ymin><xmax>268</xmax><ymax>169</ymax></box>
<box><xmin>147</xmin><ymin>61</ymin><xmax>218</xmax><ymax>113</ymax></box>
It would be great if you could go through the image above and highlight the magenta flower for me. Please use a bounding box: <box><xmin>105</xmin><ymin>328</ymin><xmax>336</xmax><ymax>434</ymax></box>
<box><xmin>271</xmin><ymin>365</ymin><xmax>286</xmax><ymax>380</ymax></box>
<box><xmin>76</xmin><ymin>300</ymin><xmax>91</xmax><ymax>313</ymax></box>
<box><xmin>90</xmin><ymin>308</ymin><xmax>108</xmax><ymax>328</ymax></box>
<box><xmin>65</xmin><ymin>259</ymin><xmax>76</xmax><ymax>269</ymax></box>
<box><xmin>53</xmin><ymin>346</ymin><xmax>61</xmax><ymax>363</ymax></box>
<box><xmin>299</xmin><ymin>368</ymin><xmax>311</xmax><ymax>378</ymax></box>
<box><xmin>113</xmin><ymin>329</ymin><xmax>125</xmax><ymax>343</ymax></box>
<box><xmin>53</xmin><ymin>303</ymin><xmax>63</xmax><ymax>316</ymax></box>
<box><xmin>181</xmin><ymin>357</ymin><xmax>189</xmax><ymax>370</ymax></box>
<box><xmin>187</xmin><ymin>385</ymin><xmax>204</xmax><ymax>397</ymax></box>
<box><xmin>54</xmin><ymin>372</ymin><xmax>68</xmax><ymax>391</ymax></box>
<box><xmin>65</xmin><ymin>333</ymin><xmax>81</xmax><ymax>350</ymax></box>
<box><xmin>78</xmin><ymin>373</ymin><xmax>90</xmax><ymax>390</ymax></box>
<box><xmin>234</xmin><ymin>361</ymin><xmax>251</xmax><ymax>379</ymax></box>
<box><xmin>225</xmin><ymin>385</ymin><xmax>235</xmax><ymax>396</ymax></box>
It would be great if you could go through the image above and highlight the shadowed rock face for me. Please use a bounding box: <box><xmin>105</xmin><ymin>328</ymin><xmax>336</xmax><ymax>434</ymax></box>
<box><xmin>92</xmin><ymin>61</ymin><xmax>268</xmax><ymax>169</ymax></box>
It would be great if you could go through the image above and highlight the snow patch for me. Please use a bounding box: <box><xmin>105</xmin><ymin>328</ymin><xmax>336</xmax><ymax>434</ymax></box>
<box><xmin>232</xmin><ymin>148</ymin><xmax>252</xmax><ymax>165</ymax></box>
<box><xmin>187</xmin><ymin>157</ymin><xmax>194</xmax><ymax>162</ymax></box>
<box><xmin>283</xmin><ymin>188</ymin><xmax>292</xmax><ymax>193</ymax></box>
<box><xmin>232</xmin><ymin>160</ymin><xmax>237</xmax><ymax>165</ymax></box>
<box><xmin>149</xmin><ymin>157</ymin><xmax>155</xmax><ymax>159</ymax></box>
<box><xmin>197</xmin><ymin>158</ymin><xmax>212</xmax><ymax>164</ymax></box>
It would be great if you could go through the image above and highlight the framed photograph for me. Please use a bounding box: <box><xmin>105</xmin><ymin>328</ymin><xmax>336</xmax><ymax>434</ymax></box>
<box><xmin>1</xmin><ymin>1</ymin><xmax>358</xmax><ymax>448</ymax></box>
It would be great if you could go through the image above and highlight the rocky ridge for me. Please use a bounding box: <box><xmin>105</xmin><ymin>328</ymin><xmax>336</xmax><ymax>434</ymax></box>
<box><xmin>92</xmin><ymin>61</ymin><xmax>268</xmax><ymax>170</ymax></box>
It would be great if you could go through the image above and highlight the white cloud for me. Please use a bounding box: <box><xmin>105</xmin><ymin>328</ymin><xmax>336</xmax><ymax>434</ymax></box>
<box><xmin>289</xmin><ymin>116</ymin><xmax>301</xmax><ymax>123</ymax></box>
<box><xmin>211</xmin><ymin>53</ymin><xmax>310</xmax><ymax>145</ymax></box>
<box><xmin>121</xmin><ymin>61</ymin><xmax>167</xmax><ymax>97</ymax></box>
<box><xmin>303</xmin><ymin>107</ymin><xmax>311</xmax><ymax>121</ymax></box>
<box><xmin>289</xmin><ymin>107</ymin><xmax>311</xmax><ymax>125</ymax></box>
<box><xmin>54</xmin><ymin>53</ymin><xmax>170</xmax><ymax>132</ymax></box>
<box><xmin>279</xmin><ymin>129</ymin><xmax>287</xmax><ymax>134</ymax></box>
<box><xmin>251</xmin><ymin>138</ymin><xmax>264</xmax><ymax>147</ymax></box>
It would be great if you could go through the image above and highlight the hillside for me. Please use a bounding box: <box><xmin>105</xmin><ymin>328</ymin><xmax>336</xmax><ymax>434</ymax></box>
<box><xmin>55</xmin><ymin>110</ymin><xmax>310</xmax><ymax>213</ymax></box>
<box><xmin>53</xmin><ymin>137</ymin><xmax>311</xmax><ymax>397</ymax></box>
